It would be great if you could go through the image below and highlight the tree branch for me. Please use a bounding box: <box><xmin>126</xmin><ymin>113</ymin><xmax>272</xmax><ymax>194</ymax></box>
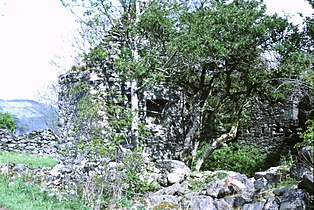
<box><xmin>194</xmin><ymin>120</ymin><xmax>239</xmax><ymax>172</ymax></box>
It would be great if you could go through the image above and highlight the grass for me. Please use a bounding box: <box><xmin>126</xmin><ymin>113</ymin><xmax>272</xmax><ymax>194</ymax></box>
<box><xmin>0</xmin><ymin>174</ymin><xmax>90</xmax><ymax>210</ymax></box>
<box><xmin>0</xmin><ymin>151</ymin><xmax>89</xmax><ymax>209</ymax></box>
<box><xmin>0</xmin><ymin>151</ymin><xmax>58</xmax><ymax>167</ymax></box>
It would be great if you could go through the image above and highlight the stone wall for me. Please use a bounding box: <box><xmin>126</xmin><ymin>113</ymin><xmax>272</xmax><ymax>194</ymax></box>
<box><xmin>0</xmin><ymin>129</ymin><xmax>58</xmax><ymax>156</ymax></box>
<box><xmin>58</xmin><ymin>68</ymin><xmax>193</xmax><ymax>160</ymax></box>
<box><xmin>142</xmin><ymin>84</ymin><xmax>190</xmax><ymax>160</ymax></box>
<box><xmin>237</xmin><ymin>98</ymin><xmax>298</xmax><ymax>158</ymax></box>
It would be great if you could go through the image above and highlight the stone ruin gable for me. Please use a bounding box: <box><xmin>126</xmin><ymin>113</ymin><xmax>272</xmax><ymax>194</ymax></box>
<box><xmin>58</xmin><ymin>67</ymin><xmax>104</xmax><ymax>142</ymax></box>
<box><xmin>58</xmin><ymin>66</ymin><xmax>192</xmax><ymax>160</ymax></box>
<box><xmin>0</xmin><ymin>129</ymin><xmax>58</xmax><ymax>156</ymax></box>
<box><xmin>58</xmin><ymin>66</ymin><xmax>125</xmax><ymax>142</ymax></box>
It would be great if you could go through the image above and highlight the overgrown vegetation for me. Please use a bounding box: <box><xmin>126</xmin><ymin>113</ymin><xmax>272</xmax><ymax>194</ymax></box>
<box><xmin>0</xmin><ymin>174</ymin><xmax>89</xmax><ymax>210</ymax></box>
<box><xmin>0</xmin><ymin>111</ymin><xmax>16</xmax><ymax>132</ymax></box>
<box><xmin>0</xmin><ymin>152</ymin><xmax>58</xmax><ymax>168</ymax></box>
<box><xmin>63</xmin><ymin>84</ymin><xmax>157</xmax><ymax>208</ymax></box>
<box><xmin>60</xmin><ymin>0</ymin><xmax>313</xmax><ymax>172</ymax></box>
<box><xmin>295</xmin><ymin>119</ymin><xmax>314</xmax><ymax>170</ymax></box>
<box><xmin>202</xmin><ymin>143</ymin><xmax>267</xmax><ymax>176</ymax></box>
<box><xmin>57</xmin><ymin>0</ymin><xmax>314</xmax><ymax>206</ymax></box>
<box><xmin>297</xmin><ymin>119</ymin><xmax>314</xmax><ymax>147</ymax></box>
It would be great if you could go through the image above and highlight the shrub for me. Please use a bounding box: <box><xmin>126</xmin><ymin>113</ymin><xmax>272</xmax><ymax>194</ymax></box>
<box><xmin>65</xmin><ymin>85</ymin><xmax>155</xmax><ymax>208</ymax></box>
<box><xmin>0</xmin><ymin>111</ymin><xmax>16</xmax><ymax>132</ymax></box>
<box><xmin>0</xmin><ymin>174</ymin><xmax>89</xmax><ymax>210</ymax></box>
<box><xmin>203</xmin><ymin>143</ymin><xmax>267</xmax><ymax>176</ymax></box>
<box><xmin>297</xmin><ymin>119</ymin><xmax>314</xmax><ymax>147</ymax></box>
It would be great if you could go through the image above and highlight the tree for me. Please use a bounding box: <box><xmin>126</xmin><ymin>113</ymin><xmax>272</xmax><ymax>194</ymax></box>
<box><xmin>61</xmin><ymin>0</ymin><xmax>312</xmax><ymax>171</ymax></box>
<box><xmin>0</xmin><ymin>112</ymin><xmax>16</xmax><ymax>132</ymax></box>
<box><xmin>126</xmin><ymin>0</ymin><xmax>308</xmax><ymax>171</ymax></box>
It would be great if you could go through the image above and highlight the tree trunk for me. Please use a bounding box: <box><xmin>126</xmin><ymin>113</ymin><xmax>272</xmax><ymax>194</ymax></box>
<box><xmin>194</xmin><ymin>121</ymin><xmax>239</xmax><ymax>172</ymax></box>
<box><xmin>130</xmin><ymin>0</ymin><xmax>140</xmax><ymax>148</ymax></box>
<box><xmin>181</xmin><ymin>110</ymin><xmax>201</xmax><ymax>161</ymax></box>
<box><xmin>131</xmin><ymin>80</ymin><xmax>139</xmax><ymax>147</ymax></box>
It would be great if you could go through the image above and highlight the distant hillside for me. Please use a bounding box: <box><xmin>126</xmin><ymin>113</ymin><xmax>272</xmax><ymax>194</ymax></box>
<box><xmin>0</xmin><ymin>99</ymin><xmax>58</xmax><ymax>134</ymax></box>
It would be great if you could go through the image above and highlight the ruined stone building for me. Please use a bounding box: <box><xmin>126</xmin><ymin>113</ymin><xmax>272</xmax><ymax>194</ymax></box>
<box><xmin>58</xmin><ymin>62</ymin><xmax>313</xmax><ymax>164</ymax></box>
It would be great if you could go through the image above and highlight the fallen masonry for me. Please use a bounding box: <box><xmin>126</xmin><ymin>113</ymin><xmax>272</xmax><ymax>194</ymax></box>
<box><xmin>0</xmin><ymin>129</ymin><xmax>313</xmax><ymax>209</ymax></box>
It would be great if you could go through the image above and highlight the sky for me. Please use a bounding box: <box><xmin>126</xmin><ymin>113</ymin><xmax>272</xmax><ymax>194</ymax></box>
<box><xmin>0</xmin><ymin>0</ymin><xmax>313</xmax><ymax>101</ymax></box>
<box><xmin>0</xmin><ymin>0</ymin><xmax>78</xmax><ymax>101</ymax></box>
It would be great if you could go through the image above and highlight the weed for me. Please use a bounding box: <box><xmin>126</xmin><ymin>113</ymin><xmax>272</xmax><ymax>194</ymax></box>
<box><xmin>0</xmin><ymin>174</ymin><xmax>89</xmax><ymax>210</ymax></box>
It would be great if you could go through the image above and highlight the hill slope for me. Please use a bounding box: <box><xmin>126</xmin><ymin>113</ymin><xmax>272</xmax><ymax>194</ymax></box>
<box><xmin>0</xmin><ymin>99</ymin><xmax>57</xmax><ymax>134</ymax></box>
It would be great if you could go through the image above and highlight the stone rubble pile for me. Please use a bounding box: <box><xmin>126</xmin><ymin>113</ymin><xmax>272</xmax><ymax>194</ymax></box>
<box><xmin>0</xmin><ymin>128</ymin><xmax>313</xmax><ymax>209</ymax></box>
<box><xmin>0</xmin><ymin>147</ymin><xmax>313</xmax><ymax>210</ymax></box>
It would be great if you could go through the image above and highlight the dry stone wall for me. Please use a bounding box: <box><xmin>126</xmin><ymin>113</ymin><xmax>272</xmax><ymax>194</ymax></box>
<box><xmin>0</xmin><ymin>129</ymin><xmax>58</xmax><ymax>156</ymax></box>
<box><xmin>237</xmin><ymin>98</ymin><xmax>299</xmax><ymax>158</ymax></box>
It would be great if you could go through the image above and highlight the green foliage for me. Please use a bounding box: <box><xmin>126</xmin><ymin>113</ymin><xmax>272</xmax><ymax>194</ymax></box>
<box><xmin>279</xmin><ymin>152</ymin><xmax>295</xmax><ymax>171</ymax></box>
<box><xmin>0</xmin><ymin>111</ymin><xmax>16</xmax><ymax>132</ymax></box>
<box><xmin>297</xmin><ymin>119</ymin><xmax>314</xmax><ymax>147</ymax></box>
<box><xmin>62</xmin><ymin>0</ymin><xmax>313</xmax><ymax>177</ymax></box>
<box><xmin>120</xmin><ymin>148</ymin><xmax>158</xmax><ymax>196</ymax></box>
<box><xmin>72</xmin><ymin>88</ymin><xmax>134</xmax><ymax>159</ymax></box>
<box><xmin>66</xmin><ymin>81</ymin><xmax>89</xmax><ymax>97</ymax></box>
<box><xmin>0</xmin><ymin>152</ymin><xmax>58</xmax><ymax>168</ymax></box>
<box><xmin>275</xmin><ymin>176</ymin><xmax>298</xmax><ymax>189</ymax></box>
<box><xmin>64</xmin><ymin>78</ymin><xmax>155</xmax><ymax>208</ymax></box>
<box><xmin>203</xmin><ymin>143</ymin><xmax>267</xmax><ymax>176</ymax></box>
<box><xmin>189</xmin><ymin>171</ymin><xmax>228</xmax><ymax>192</ymax></box>
<box><xmin>0</xmin><ymin>174</ymin><xmax>89</xmax><ymax>210</ymax></box>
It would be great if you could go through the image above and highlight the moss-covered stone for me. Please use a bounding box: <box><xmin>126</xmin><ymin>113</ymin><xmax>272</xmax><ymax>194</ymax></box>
<box><xmin>153</xmin><ymin>202</ymin><xmax>179</xmax><ymax>210</ymax></box>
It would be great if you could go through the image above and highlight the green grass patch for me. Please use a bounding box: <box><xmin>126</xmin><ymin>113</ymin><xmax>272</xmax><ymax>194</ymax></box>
<box><xmin>0</xmin><ymin>174</ymin><xmax>90</xmax><ymax>210</ymax></box>
<box><xmin>0</xmin><ymin>151</ymin><xmax>58</xmax><ymax>167</ymax></box>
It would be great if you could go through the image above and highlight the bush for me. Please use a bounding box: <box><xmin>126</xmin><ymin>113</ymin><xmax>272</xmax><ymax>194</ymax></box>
<box><xmin>203</xmin><ymin>143</ymin><xmax>267</xmax><ymax>176</ymax></box>
<box><xmin>0</xmin><ymin>111</ymin><xmax>16</xmax><ymax>132</ymax></box>
<box><xmin>297</xmin><ymin>119</ymin><xmax>314</xmax><ymax>147</ymax></box>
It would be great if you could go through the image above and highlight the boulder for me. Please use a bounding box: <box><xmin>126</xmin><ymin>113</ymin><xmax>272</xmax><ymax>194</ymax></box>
<box><xmin>149</xmin><ymin>195</ymin><xmax>179</xmax><ymax>206</ymax></box>
<box><xmin>183</xmin><ymin>196</ymin><xmax>217</xmax><ymax>210</ymax></box>
<box><xmin>291</xmin><ymin>163</ymin><xmax>312</xmax><ymax>180</ymax></box>
<box><xmin>242</xmin><ymin>202</ymin><xmax>264</xmax><ymax>210</ymax></box>
<box><xmin>255</xmin><ymin>166</ymin><xmax>289</xmax><ymax>188</ymax></box>
<box><xmin>155</xmin><ymin>160</ymin><xmax>190</xmax><ymax>186</ymax></box>
<box><xmin>298</xmin><ymin>173</ymin><xmax>314</xmax><ymax>195</ymax></box>
<box><xmin>0</xmin><ymin>163</ymin><xmax>15</xmax><ymax>175</ymax></box>
<box><xmin>298</xmin><ymin>146</ymin><xmax>313</xmax><ymax>165</ymax></box>
<box><xmin>273</xmin><ymin>186</ymin><xmax>297</xmax><ymax>196</ymax></box>
<box><xmin>154</xmin><ymin>181</ymin><xmax>188</xmax><ymax>196</ymax></box>
<box><xmin>263</xmin><ymin>197</ymin><xmax>280</xmax><ymax>210</ymax></box>
<box><xmin>13</xmin><ymin>164</ymin><xmax>29</xmax><ymax>177</ymax></box>
<box><xmin>279</xmin><ymin>189</ymin><xmax>310</xmax><ymax>210</ymax></box>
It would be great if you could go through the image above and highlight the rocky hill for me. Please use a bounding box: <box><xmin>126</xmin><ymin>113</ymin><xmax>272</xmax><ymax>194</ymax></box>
<box><xmin>0</xmin><ymin>99</ymin><xmax>57</xmax><ymax>134</ymax></box>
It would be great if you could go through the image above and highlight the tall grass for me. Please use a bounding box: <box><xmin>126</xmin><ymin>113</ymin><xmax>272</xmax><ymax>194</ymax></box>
<box><xmin>0</xmin><ymin>174</ymin><xmax>89</xmax><ymax>210</ymax></box>
<box><xmin>0</xmin><ymin>152</ymin><xmax>89</xmax><ymax>209</ymax></box>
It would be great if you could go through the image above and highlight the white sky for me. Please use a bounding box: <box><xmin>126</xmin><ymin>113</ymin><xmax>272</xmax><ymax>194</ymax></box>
<box><xmin>0</xmin><ymin>0</ymin><xmax>313</xmax><ymax>101</ymax></box>
<box><xmin>0</xmin><ymin>0</ymin><xmax>78</xmax><ymax>100</ymax></box>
